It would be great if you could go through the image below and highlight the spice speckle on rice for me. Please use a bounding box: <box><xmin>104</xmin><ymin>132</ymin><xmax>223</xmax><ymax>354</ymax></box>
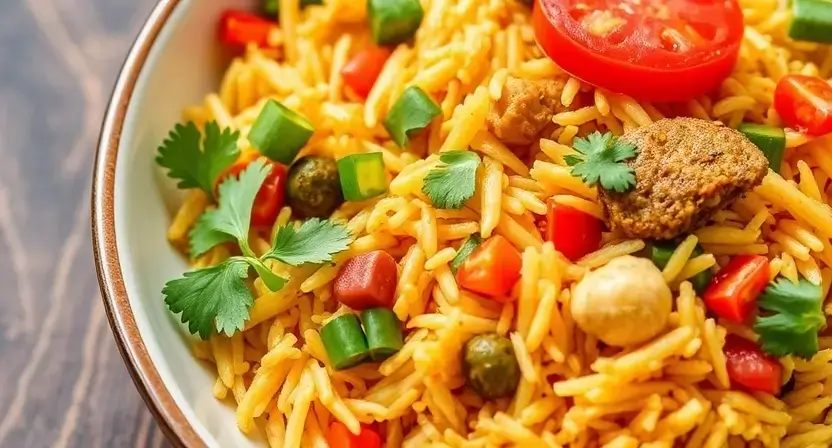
<box><xmin>157</xmin><ymin>0</ymin><xmax>832</xmax><ymax>446</ymax></box>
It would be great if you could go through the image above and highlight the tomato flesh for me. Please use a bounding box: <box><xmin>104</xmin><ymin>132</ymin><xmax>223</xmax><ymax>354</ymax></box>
<box><xmin>457</xmin><ymin>235</ymin><xmax>522</xmax><ymax>301</ymax></box>
<box><xmin>215</xmin><ymin>153</ymin><xmax>288</xmax><ymax>227</ymax></box>
<box><xmin>723</xmin><ymin>334</ymin><xmax>782</xmax><ymax>395</ymax></box>
<box><xmin>219</xmin><ymin>10</ymin><xmax>276</xmax><ymax>48</ymax></box>
<box><xmin>703</xmin><ymin>255</ymin><xmax>770</xmax><ymax>323</ymax></box>
<box><xmin>327</xmin><ymin>422</ymin><xmax>381</xmax><ymax>448</ymax></box>
<box><xmin>341</xmin><ymin>47</ymin><xmax>392</xmax><ymax>99</ymax></box>
<box><xmin>545</xmin><ymin>201</ymin><xmax>603</xmax><ymax>261</ymax></box>
<box><xmin>532</xmin><ymin>0</ymin><xmax>744</xmax><ymax>101</ymax></box>
<box><xmin>774</xmin><ymin>75</ymin><xmax>832</xmax><ymax>136</ymax></box>
<box><xmin>333</xmin><ymin>251</ymin><xmax>399</xmax><ymax>310</ymax></box>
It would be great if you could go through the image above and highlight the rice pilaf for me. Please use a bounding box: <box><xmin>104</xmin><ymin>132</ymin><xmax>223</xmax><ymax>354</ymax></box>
<box><xmin>159</xmin><ymin>0</ymin><xmax>832</xmax><ymax>446</ymax></box>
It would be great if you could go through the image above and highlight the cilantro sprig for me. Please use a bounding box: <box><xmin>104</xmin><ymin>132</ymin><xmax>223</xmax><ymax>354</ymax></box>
<box><xmin>422</xmin><ymin>150</ymin><xmax>481</xmax><ymax>209</ymax></box>
<box><xmin>164</xmin><ymin>162</ymin><xmax>353</xmax><ymax>340</ymax></box>
<box><xmin>156</xmin><ymin>121</ymin><xmax>240</xmax><ymax>200</ymax></box>
<box><xmin>754</xmin><ymin>276</ymin><xmax>825</xmax><ymax>358</ymax></box>
<box><xmin>565</xmin><ymin>131</ymin><xmax>638</xmax><ymax>193</ymax></box>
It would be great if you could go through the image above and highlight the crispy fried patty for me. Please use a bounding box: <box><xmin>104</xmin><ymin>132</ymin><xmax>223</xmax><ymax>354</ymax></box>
<box><xmin>599</xmin><ymin>118</ymin><xmax>769</xmax><ymax>240</ymax></box>
<box><xmin>486</xmin><ymin>77</ymin><xmax>568</xmax><ymax>146</ymax></box>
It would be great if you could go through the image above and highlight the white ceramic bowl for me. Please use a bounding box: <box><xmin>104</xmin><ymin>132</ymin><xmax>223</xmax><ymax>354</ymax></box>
<box><xmin>93</xmin><ymin>1</ymin><xmax>267</xmax><ymax>446</ymax></box>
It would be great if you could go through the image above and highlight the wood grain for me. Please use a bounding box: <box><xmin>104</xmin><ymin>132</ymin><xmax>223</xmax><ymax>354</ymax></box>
<box><xmin>0</xmin><ymin>0</ymin><xmax>171</xmax><ymax>447</ymax></box>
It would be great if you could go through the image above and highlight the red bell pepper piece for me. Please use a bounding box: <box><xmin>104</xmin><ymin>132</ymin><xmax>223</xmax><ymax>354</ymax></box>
<box><xmin>340</xmin><ymin>46</ymin><xmax>392</xmax><ymax>99</ymax></box>
<box><xmin>215</xmin><ymin>153</ymin><xmax>288</xmax><ymax>227</ymax></box>
<box><xmin>545</xmin><ymin>201</ymin><xmax>603</xmax><ymax>261</ymax></box>
<box><xmin>723</xmin><ymin>334</ymin><xmax>783</xmax><ymax>395</ymax></box>
<box><xmin>332</xmin><ymin>250</ymin><xmax>399</xmax><ymax>310</ymax></box>
<box><xmin>219</xmin><ymin>10</ymin><xmax>276</xmax><ymax>48</ymax></box>
<box><xmin>327</xmin><ymin>422</ymin><xmax>382</xmax><ymax>448</ymax></box>
<box><xmin>456</xmin><ymin>235</ymin><xmax>522</xmax><ymax>301</ymax></box>
<box><xmin>703</xmin><ymin>254</ymin><xmax>770</xmax><ymax>323</ymax></box>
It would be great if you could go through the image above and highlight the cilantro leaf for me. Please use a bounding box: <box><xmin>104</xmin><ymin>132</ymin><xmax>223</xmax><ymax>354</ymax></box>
<box><xmin>754</xmin><ymin>276</ymin><xmax>825</xmax><ymax>358</ymax></box>
<box><xmin>163</xmin><ymin>258</ymin><xmax>254</xmax><ymax>339</ymax></box>
<box><xmin>265</xmin><ymin>218</ymin><xmax>353</xmax><ymax>266</ymax></box>
<box><xmin>189</xmin><ymin>223</ymin><xmax>234</xmax><ymax>259</ymax></box>
<box><xmin>246</xmin><ymin>258</ymin><xmax>287</xmax><ymax>292</ymax></box>
<box><xmin>156</xmin><ymin>121</ymin><xmax>240</xmax><ymax>199</ymax></box>
<box><xmin>189</xmin><ymin>159</ymin><xmax>271</xmax><ymax>257</ymax></box>
<box><xmin>421</xmin><ymin>150</ymin><xmax>481</xmax><ymax>209</ymax></box>
<box><xmin>565</xmin><ymin>131</ymin><xmax>638</xmax><ymax>193</ymax></box>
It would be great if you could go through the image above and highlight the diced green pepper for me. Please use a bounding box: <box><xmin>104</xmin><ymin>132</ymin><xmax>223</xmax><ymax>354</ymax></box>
<box><xmin>368</xmin><ymin>0</ymin><xmax>424</xmax><ymax>45</ymax></box>
<box><xmin>789</xmin><ymin>0</ymin><xmax>832</xmax><ymax>44</ymax></box>
<box><xmin>248</xmin><ymin>99</ymin><xmax>314</xmax><ymax>164</ymax></box>
<box><xmin>361</xmin><ymin>308</ymin><xmax>404</xmax><ymax>361</ymax></box>
<box><xmin>650</xmin><ymin>240</ymin><xmax>713</xmax><ymax>294</ymax></box>
<box><xmin>337</xmin><ymin>153</ymin><xmax>388</xmax><ymax>201</ymax></box>
<box><xmin>451</xmin><ymin>233</ymin><xmax>483</xmax><ymax>274</ymax></box>
<box><xmin>650</xmin><ymin>241</ymin><xmax>676</xmax><ymax>270</ymax></box>
<box><xmin>689</xmin><ymin>245</ymin><xmax>714</xmax><ymax>294</ymax></box>
<box><xmin>737</xmin><ymin>122</ymin><xmax>786</xmax><ymax>173</ymax></box>
<box><xmin>384</xmin><ymin>86</ymin><xmax>441</xmax><ymax>148</ymax></box>
<box><xmin>320</xmin><ymin>314</ymin><xmax>369</xmax><ymax>370</ymax></box>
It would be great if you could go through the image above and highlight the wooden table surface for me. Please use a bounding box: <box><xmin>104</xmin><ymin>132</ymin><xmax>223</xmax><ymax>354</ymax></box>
<box><xmin>0</xmin><ymin>0</ymin><xmax>171</xmax><ymax>447</ymax></box>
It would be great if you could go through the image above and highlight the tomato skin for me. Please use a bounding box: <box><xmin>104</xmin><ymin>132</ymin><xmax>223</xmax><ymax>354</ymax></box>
<box><xmin>546</xmin><ymin>201</ymin><xmax>603</xmax><ymax>261</ymax></box>
<box><xmin>723</xmin><ymin>334</ymin><xmax>782</xmax><ymax>395</ymax></box>
<box><xmin>341</xmin><ymin>47</ymin><xmax>392</xmax><ymax>99</ymax></box>
<box><xmin>327</xmin><ymin>422</ymin><xmax>381</xmax><ymax>448</ymax></box>
<box><xmin>220</xmin><ymin>10</ymin><xmax>275</xmax><ymax>47</ymax></box>
<box><xmin>216</xmin><ymin>153</ymin><xmax>288</xmax><ymax>227</ymax></box>
<box><xmin>532</xmin><ymin>0</ymin><xmax>744</xmax><ymax>101</ymax></box>
<box><xmin>457</xmin><ymin>235</ymin><xmax>522</xmax><ymax>301</ymax></box>
<box><xmin>332</xmin><ymin>251</ymin><xmax>399</xmax><ymax>310</ymax></box>
<box><xmin>774</xmin><ymin>75</ymin><xmax>832</xmax><ymax>136</ymax></box>
<box><xmin>703</xmin><ymin>255</ymin><xmax>770</xmax><ymax>323</ymax></box>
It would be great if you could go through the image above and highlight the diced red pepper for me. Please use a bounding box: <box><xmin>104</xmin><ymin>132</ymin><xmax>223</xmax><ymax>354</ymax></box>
<box><xmin>456</xmin><ymin>235</ymin><xmax>522</xmax><ymax>302</ymax></box>
<box><xmin>333</xmin><ymin>251</ymin><xmax>398</xmax><ymax>310</ymax></box>
<box><xmin>340</xmin><ymin>46</ymin><xmax>392</xmax><ymax>99</ymax></box>
<box><xmin>215</xmin><ymin>153</ymin><xmax>288</xmax><ymax>227</ymax></box>
<box><xmin>327</xmin><ymin>422</ymin><xmax>382</xmax><ymax>448</ymax></box>
<box><xmin>545</xmin><ymin>201</ymin><xmax>603</xmax><ymax>261</ymax></box>
<box><xmin>723</xmin><ymin>334</ymin><xmax>783</xmax><ymax>395</ymax></box>
<box><xmin>220</xmin><ymin>10</ymin><xmax>276</xmax><ymax>48</ymax></box>
<box><xmin>703</xmin><ymin>255</ymin><xmax>770</xmax><ymax>323</ymax></box>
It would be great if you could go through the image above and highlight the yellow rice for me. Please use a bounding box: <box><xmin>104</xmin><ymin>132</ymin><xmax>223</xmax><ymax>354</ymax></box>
<box><xmin>163</xmin><ymin>0</ymin><xmax>832</xmax><ymax>446</ymax></box>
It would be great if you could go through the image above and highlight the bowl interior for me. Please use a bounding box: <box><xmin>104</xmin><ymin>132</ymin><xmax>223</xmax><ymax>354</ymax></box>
<box><xmin>114</xmin><ymin>0</ymin><xmax>265</xmax><ymax>446</ymax></box>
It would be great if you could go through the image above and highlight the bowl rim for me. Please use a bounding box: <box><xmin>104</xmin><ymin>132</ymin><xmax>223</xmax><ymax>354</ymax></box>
<box><xmin>91</xmin><ymin>0</ymin><xmax>203</xmax><ymax>446</ymax></box>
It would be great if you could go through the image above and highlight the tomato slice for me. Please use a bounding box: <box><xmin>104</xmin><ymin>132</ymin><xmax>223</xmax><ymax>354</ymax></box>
<box><xmin>703</xmin><ymin>255</ymin><xmax>770</xmax><ymax>323</ymax></box>
<box><xmin>774</xmin><ymin>75</ymin><xmax>832</xmax><ymax>136</ymax></box>
<box><xmin>456</xmin><ymin>235</ymin><xmax>522</xmax><ymax>301</ymax></box>
<box><xmin>341</xmin><ymin>46</ymin><xmax>392</xmax><ymax>99</ymax></box>
<box><xmin>723</xmin><ymin>334</ymin><xmax>782</xmax><ymax>395</ymax></box>
<box><xmin>532</xmin><ymin>0</ymin><xmax>744</xmax><ymax>101</ymax></box>
<box><xmin>215</xmin><ymin>153</ymin><xmax>288</xmax><ymax>227</ymax></box>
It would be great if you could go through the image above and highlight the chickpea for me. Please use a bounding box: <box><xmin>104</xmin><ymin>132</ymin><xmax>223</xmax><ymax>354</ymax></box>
<box><xmin>571</xmin><ymin>255</ymin><xmax>672</xmax><ymax>347</ymax></box>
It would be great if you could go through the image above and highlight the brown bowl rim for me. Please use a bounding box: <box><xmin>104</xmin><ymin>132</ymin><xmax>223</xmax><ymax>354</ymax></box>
<box><xmin>91</xmin><ymin>0</ymin><xmax>204</xmax><ymax>446</ymax></box>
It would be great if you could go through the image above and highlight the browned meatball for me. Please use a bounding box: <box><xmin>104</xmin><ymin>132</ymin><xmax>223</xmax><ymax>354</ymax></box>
<box><xmin>486</xmin><ymin>77</ymin><xmax>568</xmax><ymax>146</ymax></box>
<box><xmin>599</xmin><ymin>118</ymin><xmax>768</xmax><ymax>240</ymax></box>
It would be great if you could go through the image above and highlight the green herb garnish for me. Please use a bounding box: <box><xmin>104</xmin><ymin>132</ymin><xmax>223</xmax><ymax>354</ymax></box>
<box><xmin>754</xmin><ymin>276</ymin><xmax>825</xmax><ymax>358</ymax></box>
<box><xmin>166</xmin><ymin>161</ymin><xmax>353</xmax><ymax>339</ymax></box>
<box><xmin>156</xmin><ymin>121</ymin><xmax>240</xmax><ymax>200</ymax></box>
<box><xmin>422</xmin><ymin>150</ymin><xmax>481</xmax><ymax>209</ymax></box>
<box><xmin>564</xmin><ymin>131</ymin><xmax>638</xmax><ymax>193</ymax></box>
